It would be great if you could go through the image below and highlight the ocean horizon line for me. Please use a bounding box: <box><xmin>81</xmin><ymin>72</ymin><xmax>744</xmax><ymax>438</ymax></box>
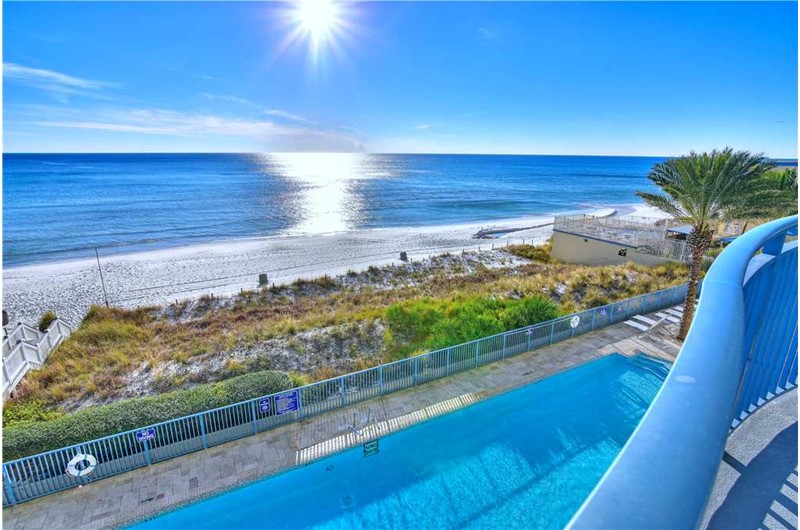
<box><xmin>3</xmin><ymin>152</ymin><xmax>798</xmax><ymax>161</ymax></box>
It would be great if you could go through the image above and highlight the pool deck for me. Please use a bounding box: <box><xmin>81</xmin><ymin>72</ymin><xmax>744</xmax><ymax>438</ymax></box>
<box><xmin>3</xmin><ymin>313</ymin><xmax>682</xmax><ymax>530</ymax></box>
<box><xmin>702</xmin><ymin>389</ymin><xmax>798</xmax><ymax>530</ymax></box>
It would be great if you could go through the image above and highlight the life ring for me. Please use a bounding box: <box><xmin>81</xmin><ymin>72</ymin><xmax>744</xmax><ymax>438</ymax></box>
<box><xmin>66</xmin><ymin>453</ymin><xmax>97</xmax><ymax>478</ymax></box>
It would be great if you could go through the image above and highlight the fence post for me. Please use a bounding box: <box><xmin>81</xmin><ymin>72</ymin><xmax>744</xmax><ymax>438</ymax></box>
<box><xmin>656</xmin><ymin>290</ymin><xmax>663</xmax><ymax>310</ymax></box>
<box><xmin>502</xmin><ymin>334</ymin><xmax>507</xmax><ymax>359</ymax></box>
<box><xmin>413</xmin><ymin>357</ymin><xmax>419</xmax><ymax>385</ymax></box>
<box><xmin>3</xmin><ymin>466</ymin><xmax>17</xmax><ymax>506</ymax></box>
<box><xmin>2</xmin><ymin>363</ymin><xmax>11</xmax><ymax>388</ymax></box>
<box><xmin>625</xmin><ymin>298</ymin><xmax>633</xmax><ymax>319</ymax></box>
<box><xmin>549</xmin><ymin>322</ymin><xmax>555</xmax><ymax>344</ymax></box>
<box><xmin>590</xmin><ymin>309</ymin><xmax>597</xmax><ymax>331</ymax></box>
<box><xmin>199</xmin><ymin>413</ymin><xmax>208</xmax><ymax>449</ymax></box>
<box><xmin>250</xmin><ymin>400</ymin><xmax>258</xmax><ymax>435</ymax></box>
<box><xmin>379</xmin><ymin>365</ymin><xmax>385</xmax><ymax>395</ymax></box>
<box><xmin>340</xmin><ymin>376</ymin><xmax>346</xmax><ymax>406</ymax></box>
<box><xmin>298</xmin><ymin>388</ymin><xmax>305</xmax><ymax>418</ymax></box>
<box><xmin>446</xmin><ymin>348</ymin><xmax>451</xmax><ymax>375</ymax></box>
<box><xmin>474</xmin><ymin>342</ymin><xmax>480</xmax><ymax>367</ymax></box>
<box><xmin>143</xmin><ymin>439</ymin><xmax>152</xmax><ymax>466</ymax></box>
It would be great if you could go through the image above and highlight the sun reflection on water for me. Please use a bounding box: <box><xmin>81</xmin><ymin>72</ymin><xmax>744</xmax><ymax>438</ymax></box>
<box><xmin>256</xmin><ymin>152</ymin><xmax>373</xmax><ymax>235</ymax></box>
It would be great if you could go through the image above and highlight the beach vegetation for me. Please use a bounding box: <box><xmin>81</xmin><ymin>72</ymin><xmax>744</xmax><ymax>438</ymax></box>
<box><xmin>36</xmin><ymin>310</ymin><xmax>56</xmax><ymax>332</ymax></box>
<box><xmin>3</xmin><ymin>370</ymin><xmax>292</xmax><ymax>460</ymax></box>
<box><xmin>636</xmin><ymin>148</ymin><xmax>773</xmax><ymax>339</ymax></box>
<box><xmin>2</xmin><ymin>400</ymin><xmax>63</xmax><ymax>428</ymax></box>
<box><xmin>384</xmin><ymin>295</ymin><xmax>559</xmax><ymax>357</ymax></box>
<box><xmin>224</xmin><ymin>358</ymin><xmax>246</xmax><ymax>374</ymax></box>
<box><xmin>506</xmin><ymin>242</ymin><xmax>554</xmax><ymax>263</ymax></box>
<box><xmin>7</xmin><ymin>253</ymin><xmax>687</xmax><ymax>422</ymax></box>
<box><xmin>289</xmin><ymin>372</ymin><xmax>311</xmax><ymax>388</ymax></box>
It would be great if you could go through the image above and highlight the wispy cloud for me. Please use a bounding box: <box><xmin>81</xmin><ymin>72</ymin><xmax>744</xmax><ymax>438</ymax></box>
<box><xmin>414</xmin><ymin>123</ymin><xmax>433</xmax><ymax>130</ymax></box>
<box><xmin>33</xmin><ymin>107</ymin><xmax>366</xmax><ymax>151</ymax></box>
<box><xmin>198</xmin><ymin>94</ymin><xmax>311</xmax><ymax>124</ymax></box>
<box><xmin>265</xmin><ymin>109</ymin><xmax>312</xmax><ymax>124</ymax></box>
<box><xmin>199</xmin><ymin>93</ymin><xmax>258</xmax><ymax>107</ymax></box>
<box><xmin>476</xmin><ymin>27</ymin><xmax>497</xmax><ymax>41</ymax></box>
<box><xmin>4</xmin><ymin>63</ymin><xmax>118</xmax><ymax>99</ymax></box>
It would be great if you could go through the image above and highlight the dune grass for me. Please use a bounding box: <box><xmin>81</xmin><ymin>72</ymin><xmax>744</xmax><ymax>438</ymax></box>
<box><xmin>7</xmin><ymin>245</ymin><xmax>688</xmax><ymax>416</ymax></box>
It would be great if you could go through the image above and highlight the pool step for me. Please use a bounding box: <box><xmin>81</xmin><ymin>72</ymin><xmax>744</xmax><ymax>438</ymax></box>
<box><xmin>363</xmin><ymin>439</ymin><xmax>380</xmax><ymax>457</ymax></box>
<box><xmin>627</xmin><ymin>354</ymin><xmax>672</xmax><ymax>380</ymax></box>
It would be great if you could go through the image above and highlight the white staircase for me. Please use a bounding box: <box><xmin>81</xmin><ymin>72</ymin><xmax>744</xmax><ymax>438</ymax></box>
<box><xmin>2</xmin><ymin>319</ymin><xmax>73</xmax><ymax>402</ymax></box>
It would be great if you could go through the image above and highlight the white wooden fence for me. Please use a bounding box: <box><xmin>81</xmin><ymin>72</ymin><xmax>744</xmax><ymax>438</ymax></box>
<box><xmin>2</xmin><ymin>319</ymin><xmax>73</xmax><ymax>401</ymax></box>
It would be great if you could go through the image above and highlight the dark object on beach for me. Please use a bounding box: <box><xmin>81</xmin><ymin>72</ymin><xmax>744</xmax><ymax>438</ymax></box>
<box><xmin>2</xmin><ymin>310</ymin><xmax>8</xmax><ymax>327</ymax></box>
<box><xmin>259</xmin><ymin>273</ymin><xmax>269</xmax><ymax>286</ymax></box>
<box><xmin>618</xmin><ymin>248</ymin><xmax>627</xmax><ymax>257</ymax></box>
<box><xmin>400</xmin><ymin>251</ymin><xmax>408</xmax><ymax>261</ymax></box>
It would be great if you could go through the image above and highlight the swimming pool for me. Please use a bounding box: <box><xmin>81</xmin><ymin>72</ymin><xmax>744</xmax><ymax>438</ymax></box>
<box><xmin>130</xmin><ymin>354</ymin><xmax>666</xmax><ymax>529</ymax></box>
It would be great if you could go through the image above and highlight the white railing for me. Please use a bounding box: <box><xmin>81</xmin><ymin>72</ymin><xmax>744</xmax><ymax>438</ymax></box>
<box><xmin>554</xmin><ymin>214</ymin><xmax>691</xmax><ymax>263</ymax></box>
<box><xmin>2</xmin><ymin>319</ymin><xmax>73</xmax><ymax>400</ymax></box>
<box><xmin>633</xmin><ymin>237</ymin><xmax>692</xmax><ymax>262</ymax></box>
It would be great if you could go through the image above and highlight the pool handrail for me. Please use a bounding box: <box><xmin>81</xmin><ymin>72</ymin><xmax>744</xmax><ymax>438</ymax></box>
<box><xmin>568</xmin><ymin>214</ymin><xmax>799</xmax><ymax>530</ymax></box>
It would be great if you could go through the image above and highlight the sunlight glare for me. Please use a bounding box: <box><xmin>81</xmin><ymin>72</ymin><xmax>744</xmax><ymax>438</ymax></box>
<box><xmin>264</xmin><ymin>153</ymin><xmax>367</xmax><ymax>234</ymax></box>
<box><xmin>287</xmin><ymin>0</ymin><xmax>348</xmax><ymax>62</ymax></box>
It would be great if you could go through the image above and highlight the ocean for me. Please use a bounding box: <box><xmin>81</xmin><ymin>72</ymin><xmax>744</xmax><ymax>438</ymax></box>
<box><xmin>2</xmin><ymin>153</ymin><xmax>664</xmax><ymax>267</ymax></box>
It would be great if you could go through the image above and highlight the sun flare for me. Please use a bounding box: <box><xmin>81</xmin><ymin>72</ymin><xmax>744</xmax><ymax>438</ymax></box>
<box><xmin>287</xmin><ymin>0</ymin><xmax>348</xmax><ymax>61</ymax></box>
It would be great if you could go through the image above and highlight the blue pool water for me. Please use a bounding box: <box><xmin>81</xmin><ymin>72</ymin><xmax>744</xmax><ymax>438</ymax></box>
<box><xmin>130</xmin><ymin>354</ymin><xmax>664</xmax><ymax>530</ymax></box>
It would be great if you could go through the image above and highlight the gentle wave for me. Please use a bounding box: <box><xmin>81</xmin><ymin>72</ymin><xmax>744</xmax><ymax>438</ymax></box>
<box><xmin>3</xmin><ymin>153</ymin><xmax>665</xmax><ymax>266</ymax></box>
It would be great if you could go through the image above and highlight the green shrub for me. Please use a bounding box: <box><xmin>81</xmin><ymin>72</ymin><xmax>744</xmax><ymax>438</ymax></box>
<box><xmin>3</xmin><ymin>400</ymin><xmax>63</xmax><ymax>428</ymax></box>
<box><xmin>507</xmin><ymin>243</ymin><xmax>554</xmax><ymax>263</ymax></box>
<box><xmin>289</xmin><ymin>372</ymin><xmax>310</xmax><ymax>388</ymax></box>
<box><xmin>385</xmin><ymin>295</ymin><xmax>559</xmax><ymax>356</ymax></box>
<box><xmin>37</xmin><ymin>311</ymin><xmax>56</xmax><ymax>332</ymax></box>
<box><xmin>3</xmin><ymin>370</ymin><xmax>292</xmax><ymax>460</ymax></box>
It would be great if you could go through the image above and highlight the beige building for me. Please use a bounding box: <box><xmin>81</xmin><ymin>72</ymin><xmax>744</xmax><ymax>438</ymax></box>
<box><xmin>551</xmin><ymin>214</ymin><xmax>690</xmax><ymax>266</ymax></box>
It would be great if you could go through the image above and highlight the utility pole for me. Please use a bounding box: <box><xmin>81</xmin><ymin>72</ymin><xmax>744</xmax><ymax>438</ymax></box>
<box><xmin>95</xmin><ymin>247</ymin><xmax>109</xmax><ymax>307</ymax></box>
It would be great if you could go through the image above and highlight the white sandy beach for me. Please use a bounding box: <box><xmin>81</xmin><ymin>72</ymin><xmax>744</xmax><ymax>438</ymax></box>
<box><xmin>2</xmin><ymin>204</ymin><xmax>666</xmax><ymax>326</ymax></box>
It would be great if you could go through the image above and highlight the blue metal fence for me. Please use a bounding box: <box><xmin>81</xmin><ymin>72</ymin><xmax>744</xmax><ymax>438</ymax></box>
<box><xmin>569</xmin><ymin>216</ymin><xmax>798</xmax><ymax>530</ymax></box>
<box><xmin>2</xmin><ymin>283</ymin><xmax>689</xmax><ymax>507</ymax></box>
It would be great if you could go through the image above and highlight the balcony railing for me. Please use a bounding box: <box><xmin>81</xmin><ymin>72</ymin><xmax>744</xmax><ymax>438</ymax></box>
<box><xmin>569</xmin><ymin>215</ymin><xmax>798</xmax><ymax>529</ymax></box>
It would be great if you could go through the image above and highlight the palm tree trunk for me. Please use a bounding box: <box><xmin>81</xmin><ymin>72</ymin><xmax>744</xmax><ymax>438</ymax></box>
<box><xmin>678</xmin><ymin>227</ymin><xmax>713</xmax><ymax>340</ymax></box>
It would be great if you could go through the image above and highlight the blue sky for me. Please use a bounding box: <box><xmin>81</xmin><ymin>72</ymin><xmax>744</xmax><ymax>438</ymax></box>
<box><xmin>3</xmin><ymin>1</ymin><xmax>798</xmax><ymax>156</ymax></box>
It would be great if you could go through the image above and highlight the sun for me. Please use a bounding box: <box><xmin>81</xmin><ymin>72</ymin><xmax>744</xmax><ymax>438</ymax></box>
<box><xmin>294</xmin><ymin>0</ymin><xmax>341</xmax><ymax>39</ymax></box>
<box><xmin>286</xmin><ymin>0</ymin><xmax>349</xmax><ymax>62</ymax></box>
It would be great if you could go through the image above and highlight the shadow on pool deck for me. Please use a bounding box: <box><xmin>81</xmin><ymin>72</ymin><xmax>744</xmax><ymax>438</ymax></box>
<box><xmin>704</xmin><ymin>390</ymin><xmax>798</xmax><ymax>530</ymax></box>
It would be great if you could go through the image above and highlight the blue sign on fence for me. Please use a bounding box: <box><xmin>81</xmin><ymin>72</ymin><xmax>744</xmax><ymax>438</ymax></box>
<box><xmin>136</xmin><ymin>427</ymin><xmax>156</xmax><ymax>443</ymax></box>
<box><xmin>259</xmin><ymin>398</ymin><xmax>271</xmax><ymax>413</ymax></box>
<box><xmin>275</xmin><ymin>390</ymin><xmax>299</xmax><ymax>415</ymax></box>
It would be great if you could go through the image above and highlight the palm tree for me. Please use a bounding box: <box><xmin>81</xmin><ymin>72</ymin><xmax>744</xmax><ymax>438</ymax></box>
<box><xmin>636</xmin><ymin>149</ymin><xmax>773</xmax><ymax>340</ymax></box>
<box><xmin>758</xmin><ymin>167</ymin><xmax>797</xmax><ymax>218</ymax></box>
<box><xmin>725</xmin><ymin>166</ymin><xmax>797</xmax><ymax>233</ymax></box>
